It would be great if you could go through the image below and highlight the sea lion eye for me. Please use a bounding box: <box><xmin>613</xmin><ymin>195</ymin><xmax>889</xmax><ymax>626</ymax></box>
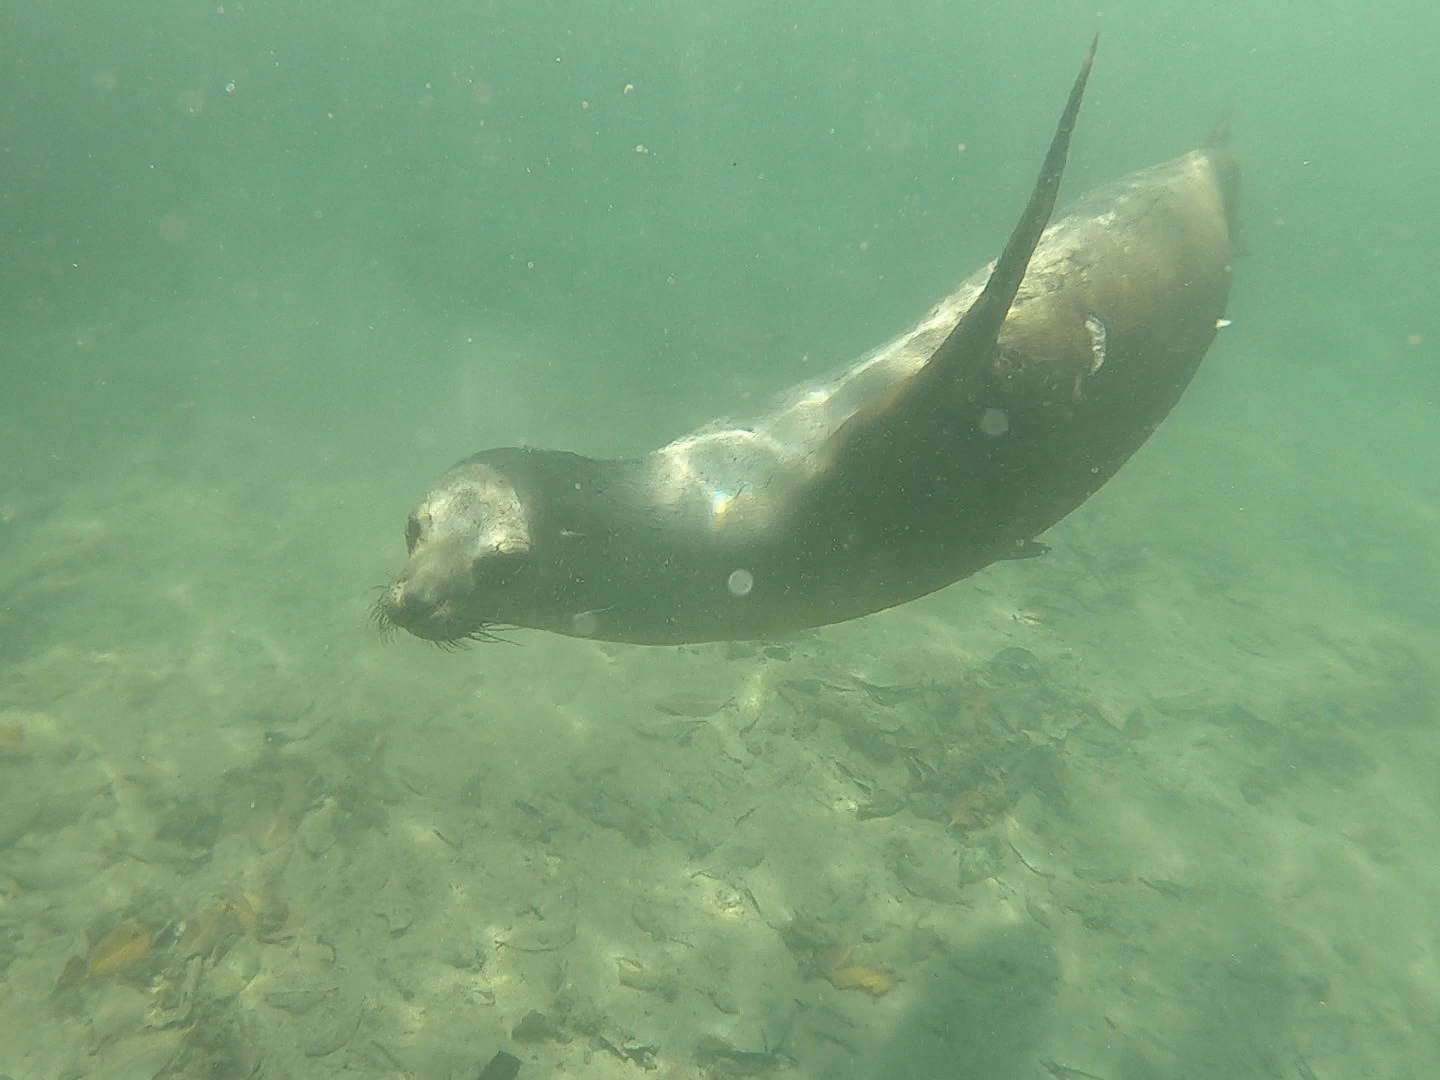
<box><xmin>404</xmin><ymin>515</ymin><xmax>422</xmax><ymax>552</ymax></box>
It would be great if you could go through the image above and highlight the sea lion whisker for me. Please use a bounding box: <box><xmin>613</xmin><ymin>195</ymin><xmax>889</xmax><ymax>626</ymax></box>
<box><xmin>368</xmin><ymin>602</ymin><xmax>398</xmax><ymax>643</ymax></box>
<box><xmin>463</xmin><ymin>624</ymin><xmax>521</xmax><ymax>646</ymax></box>
<box><xmin>420</xmin><ymin>624</ymin><xmax>520</xmax><ymax>650</ymax></box>
<box><xmin>430</xmin><ymin>637</ymin><xmax>472</xmax><ymax>652</ymax></box>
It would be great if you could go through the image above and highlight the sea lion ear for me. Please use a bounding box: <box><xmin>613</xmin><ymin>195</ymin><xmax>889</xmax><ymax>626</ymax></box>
<box><xmin>496</xmin><ymin>537</ymin><xmax>531</xmax><ymax>556</ymax></box>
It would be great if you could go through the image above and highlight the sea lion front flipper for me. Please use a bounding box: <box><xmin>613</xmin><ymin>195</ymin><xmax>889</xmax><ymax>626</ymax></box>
<box><xmin>818</xmin><ymin>36</ymin><xmax>1096</xmax><ymax>472</ymax></box>
<box><xmin>924</xmin><ymin>33</ymin><xmax>1095</xmax><ymax>387</ymax></box>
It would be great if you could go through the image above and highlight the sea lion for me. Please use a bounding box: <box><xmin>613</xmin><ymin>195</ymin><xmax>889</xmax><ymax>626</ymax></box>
<box><xmin>376</xmin><ymin>39</ymin><xmax>1241</xmax><ymax>646</ymax></box>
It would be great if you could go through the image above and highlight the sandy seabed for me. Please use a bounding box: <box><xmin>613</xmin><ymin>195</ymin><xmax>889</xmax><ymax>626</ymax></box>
<box><xmin>1</xmin><ymin>329</ymin><xmax>1438</xmax><ymax>1080</ymax></box>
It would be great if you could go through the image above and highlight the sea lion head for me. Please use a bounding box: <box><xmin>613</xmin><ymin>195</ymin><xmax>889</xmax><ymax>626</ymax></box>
<box><xmin>375</xmin><ymin>459</ymin><xmax>533</xmax><ymax>644</ymax></box>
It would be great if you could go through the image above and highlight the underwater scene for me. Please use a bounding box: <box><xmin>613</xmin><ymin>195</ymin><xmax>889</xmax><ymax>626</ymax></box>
<box><xmin>1</xmin><ymin>2</ymin><xmax>1437</xmax><ymax>1077</ymax></box>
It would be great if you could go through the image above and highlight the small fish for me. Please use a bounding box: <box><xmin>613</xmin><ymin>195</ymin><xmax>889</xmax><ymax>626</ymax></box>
<box><xmin>86</xmin><ymin>919</ymin><xmax>154</xmax><ymax>977</ymax></box>
<box><xmin>815</xmin><ymin>670</ymin><xmax>924</xmax><ymax>706</ymax></box>
<box><xmin>652</xmin><ymin>693</ymin><xmax>733</xmax><ymax>717</ymax></box>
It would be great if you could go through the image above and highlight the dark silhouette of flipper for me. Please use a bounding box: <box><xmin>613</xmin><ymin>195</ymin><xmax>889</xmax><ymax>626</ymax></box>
<box><xmin>925</xmin><ymin>33</ymin><xmax>1096</xmax><ymax>388</ymax></box>
<box><xmin>818</xmin><ymin>36</ymin><xmax>1097</xmax><ymax>473</ymax></box>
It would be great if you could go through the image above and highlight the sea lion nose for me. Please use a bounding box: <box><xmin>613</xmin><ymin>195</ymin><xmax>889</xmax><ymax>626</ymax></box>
<box><xmin>383</xmin><ymin>578</ymin><xmax>438</xmax><ymax>629</ymax></box>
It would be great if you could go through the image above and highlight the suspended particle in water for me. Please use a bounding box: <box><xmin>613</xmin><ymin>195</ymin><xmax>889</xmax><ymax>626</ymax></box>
<box><xmin>726</xmin><ymin>569</ymin><xmax>754</xmax><ymax>597</ymax></box>
<box><xmin>175</xmin><ymin>88</ymin><xmax>205</xmax><ymax>116</ymax></box>
<box><xmin>979</xmin><ymin>408</ymin><xmax>1009</xmax><ymax>437</ymax></box>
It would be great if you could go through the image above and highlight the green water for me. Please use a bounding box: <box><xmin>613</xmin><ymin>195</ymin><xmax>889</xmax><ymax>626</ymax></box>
<box><xmin>2</xmin><ymin>2</ymin><xmax>1437</xmax><ymax>1078</ymax></box>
